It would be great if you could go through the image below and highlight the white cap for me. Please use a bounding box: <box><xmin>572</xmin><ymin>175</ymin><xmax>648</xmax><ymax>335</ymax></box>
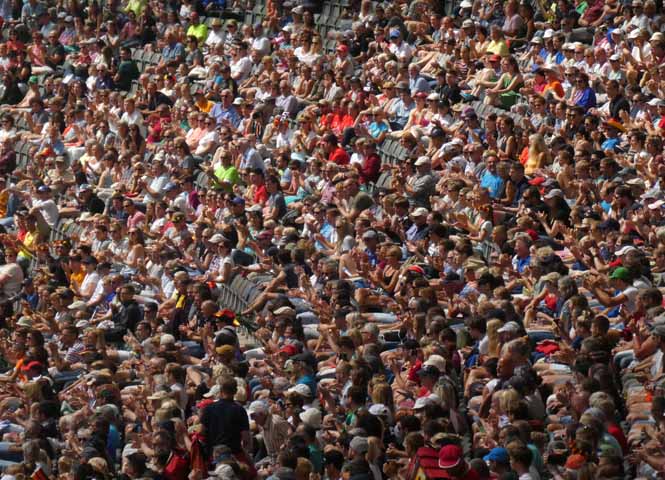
<box><xmin>423</xmin><ymin>354</ymin><xmax>446</xmax><ymax>372</ymax></box>
<box><xmin>648</xmin><ymin>200</ymin><xmax>665</xmax><ymax>210</ymax></box>
<box><xmin>543</xmin><ymin>188</ymin><xmax>564</xmax><ymax>199</ymax></box>
<box><xmin>650</xmin><ymin>32</ymin><xmax>664</xmax><ymax>42</ymax></box>
<box><xmin>562</xmin><ymin>43</ymin><xmax>574</xmax><ymax>50</ymax></box>
<box><xmin>299</xmin><ymin>408</ymin><xmax>322</xmax><ymax>428</ymax></box>
<box><xmin>459</xmin><ymin>0</ymin><xmax>473</xmax><ymax>7</ymax></box>
<box><xmin>68</xmin><ymin>300</ymin><xmax>88</xmax><ymax>311</ymax></box>
<box><xmin>497</xmin><ymin>321</ymin><xmax>521</xmax><ymax>333</ymax></box>
<box><xmin>543</xmin><ymin>29</ymin><xmax>555</xmax><ymax>39</ymax></box>
<box><xmin>411</xmin><ymin>207</ymin><xmax>429</xmax><ymax>217</ymax></box>
<box><xmin>287</xmin><ymin>383</ymin><xmax>312</xmax><ymax>397</ymax></box>
<box><xmin>615</xmin><ymin>245</ymin><xmax>637</xmax><ymax>256</ymax></box>
<box><xmin>462</xmin><ymin>19</ymin><xmax>474</xmax><ymax>28</ymax></box>
<box><xmin>648</xmin><ymin>98</ymin><xmax>665</xmax><ymax>107</ymax></box>
<box><xmin>413</xmin><ymin>393</ymin><xmax>442</xmax><ymax>410</ymax></box>
<box><xmin>368</xmin><ymin>403</ymin><xmax>390</xmax><ymax>416</ymax></box>
<box><xmin>160</xmin><ymin>334</ymin><xmax>176</xmax><ymax>346</ymax></box>
<box><xmin>273</xmin><ymin>306</ymin><xmax>296</xmax><ymax>316</ymax></box>
<box><xmin>209</xmin><ymin>234</ymin><xmax>226</xmax><ymax>244</ymax></box>
<box><xmin>609</xmin><ymin>53</ymin><xmax>621</xmax><ymax>61</ymax></box>
<box><xmin>247</xmin><ymin>400</ymin><xmax>269</xmax><ymax>415</ymax></box>
<box><xmin>203</xmin><ymin>384</ymin><xmax>221</xmax><ymax>398</ymax></box>
<box><xmin>414</xmin><ymin>156</ymin><xmax>431</xmax><ymax>166</ymax></box>
<box><xmin>628</xmin><ymin>29</ymin><xmax>641</xmax><ymax>39</ymax></box>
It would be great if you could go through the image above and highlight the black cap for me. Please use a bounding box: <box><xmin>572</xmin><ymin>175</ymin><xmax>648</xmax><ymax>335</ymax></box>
<box><xmin>599</xmin><ymin>219</ymin><xmax>620</xmax><ymax>231</ymax></box>
<box><xmin>417</xmin><ymin>365</ymin><xmax>441</xmax><ymax>377</ymax></box>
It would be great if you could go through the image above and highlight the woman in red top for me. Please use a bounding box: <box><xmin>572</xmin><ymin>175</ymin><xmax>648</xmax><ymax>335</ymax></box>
<box><xmin>153</xmin><ymin>429</ymin><xmax>190</xmax><ymax>480</ymax></box>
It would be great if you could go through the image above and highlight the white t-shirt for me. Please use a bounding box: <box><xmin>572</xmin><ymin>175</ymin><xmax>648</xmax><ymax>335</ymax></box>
<box><xmin>230</xmin><ymin>56</ymin><xmax>252</xmax><ymax>82</ymax></box>
<box><xmin>620</xmin><ymin>286</ymin><xmax>639</xmax><ymax>314</ymax></box>
<box><xmin>0</xmin><ymin>263</ymin><xmax>23</xmax><ymax>299</ymax></box>
<box><xmin>32</xmin><ymin>199</ymin><xmax>59</xmax><ymax>227</ymax></box>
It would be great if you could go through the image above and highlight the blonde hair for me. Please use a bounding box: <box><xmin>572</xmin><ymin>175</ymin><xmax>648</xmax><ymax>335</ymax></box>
<box><xmin>527</xmin><ymin>133</ymin><xmax>551</xmax><ymax>171</ymax></box>
<box><xmin>486</xmin><ymin>319</ymin><xmax>503</xmax><ymax>358</ymax></box>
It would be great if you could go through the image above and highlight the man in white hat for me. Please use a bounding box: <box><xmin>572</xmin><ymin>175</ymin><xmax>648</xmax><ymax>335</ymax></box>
<box><xmin>404</xmin><ymin>156</ymin><xmax>436</xmax><ymax>208</ymax></box>
<box><xmin>247</xmin><ymin>400</ymin><xmax>290</xmax><ymax>461</ymax></box>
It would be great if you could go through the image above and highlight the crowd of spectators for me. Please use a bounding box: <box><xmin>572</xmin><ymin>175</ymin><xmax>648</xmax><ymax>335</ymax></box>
<box><xmin>0</xmin><ymin>0</ymin><xmax>665</xmax><ymax>479</ymax></box>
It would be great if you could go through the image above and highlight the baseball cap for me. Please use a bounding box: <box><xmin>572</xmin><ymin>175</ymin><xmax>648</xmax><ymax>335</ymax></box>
<box><xmin>438</xmin><ymin>445</ymin><xmax>463</xmax><ymax>469</ymax></box>
<box><xmin>16</xmin><ymin>316</ymin><xmax>33</xmax><ymax>328</ymax></box>
<box><xmin>615</xmin><ymin>245</ymin><xmax>637</xmax><ymax>256</ymax></box>
<box><xmin>417</xmin><ymin>364</ymin><xmax>441</xmax><ymax>377</ymax></box>
<box><xmin>609</xmin><ymin>266</ymin><xmax>630</xmax><ymax>281</ymax></box>
<box><xmin>286</xmin><ymin>383</ymin><xmax>312</xmax><ymax>397</ymax></box>
<box><xmin>414</xmin><ymin>156</ymin><xmax>431</xmax><ymax>166</ymax></box>
<box><xmin>412</xmin><ymin>207</ymin><xmax>429</xmax><ymax>217</ymax></box>
<box><xmin>349</xmin><ymin>436</ymin><xmax>369</xmax><ymax>454</ymax></box>
<box><xmin>208</xmin><ymin>234</ymin><xmax>227</xmax><ymax>244</ymax></box>
<box><xmin>273</xmin><ymin>306</ymin><xmax>296</xmax><ymax>316</ymax></box>
<box><xmin>413</xmin><ymin>393</ymin><xmax>441</xmax><ymax>410</ymax></box>
<box><xmin>483</xmin><ymin>447</ymin><xmax>509</xmax><ymax>464</ymax></box>
<box><xmin>543</xmin><ymin>188</ymin><xmax>563</xmax><ymax>200</ymax></box>
<box><xmin>299</xmin><ymin>408</ymin><xmax>322</xmax><ymax>428</ymax></box>
<box><xmin>423</xmin><ymin>354</ymin><xmax>446</xmax><ymax>372</ymax></box>
<box><xmin>279</xmin><ymin>344</ymin><xmax>298</xmax><ymax>356</ymax></box>
<box><xmin>368</xmin><ymin>404</ymin><xmax>390</xmax><ymax>416</ymax></box>
<box><xmin>498</xmin><ymin>321</ymin><xmax>520</xmax><ymax>333</ymax></box>
<box><xmin>362</xmin><ymin>229</ymin><xmax>378</xmax><ymax>240</ymax></box>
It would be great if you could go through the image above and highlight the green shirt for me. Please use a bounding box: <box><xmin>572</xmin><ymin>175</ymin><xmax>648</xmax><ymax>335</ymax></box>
<box><xmin>124</xmin><ymin>0</ymin><xmax>146</xmax><ymax>17</ymax></box>
<box><xmin>117</xmin><ymin>60</ymin><xmax>139</xmax><ymax>91</ymax></box>
<box><xmin>308</xmin><ymin>444</ymin><xmax>324</xmax><ymax>473</ymax></box>
<box><xmin>214</xmin><ymin>164</ymin><xmax>240</xmax><ymax>191</ymax></box>
<box><xmin>187</xmin><ymin>23</ymin><xmax>209</xmax><ymax>44</ymax></box>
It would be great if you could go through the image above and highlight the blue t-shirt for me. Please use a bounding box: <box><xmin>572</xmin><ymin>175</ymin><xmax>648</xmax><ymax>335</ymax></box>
<box><xmin>601</xmin><ymin>137</ymin><xmax>621</xmax><ymax>151</ymax></box>
<box><xmin>480</xmin><ymin>171</ymin><xmax>504</xmax><ymax>199</ymax></box>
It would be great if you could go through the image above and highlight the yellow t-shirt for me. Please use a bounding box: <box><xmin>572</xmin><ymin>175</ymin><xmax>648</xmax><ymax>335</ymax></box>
<box><xmin>487</xmin><ymin>40</ymin><xmax>510</xmax><ymax>57</ymax></box>
<box><xmin>124</xmin><ymin>0</ymin><xmax>147</xmax><ymax>17</ymax></box>
<box><xmin>70</xmin><ymin>268</ymin><xmax>86</xmax><ymax>288</ymax></box>
<box><xmin>18</xmin><ymin>231</ymin><xmax>37</xmax><ymax>259</ymax></box>
<box><xmin>186</xmin><ymin>24</ymin><xmax>209</xmax><ymax>45</ymax></box>
<box><xmin>196</xmin><ymin>99</ymin><xmax>214</xmax><ymax>114</ymax></box>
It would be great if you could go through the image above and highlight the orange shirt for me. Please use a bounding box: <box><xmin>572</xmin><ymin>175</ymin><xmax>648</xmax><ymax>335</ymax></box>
<box><xmin>543</xmin><ymin>80</ymin><xmax>565</xmax><ymax>99</ymax></box>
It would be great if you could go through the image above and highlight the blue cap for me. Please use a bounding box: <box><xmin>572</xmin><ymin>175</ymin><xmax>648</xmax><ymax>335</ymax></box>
<box><xmin>232</xmin><ymin>197</ymin><xmax>245</xmax><ymax>205</ymax></box>
<box><xmin>163</xmin><ymin>182</ymin><xmax>178</xmax><ymax>192</ymax></box>
<box><xmin>389</xmin><ymin>29</ymin><xmax>400</xmax><ymax>39</ymax></box>
<box><xmin>483</xmin><ymin>447</ymin><xmax>509</xmax><ymax>464</ymax></box>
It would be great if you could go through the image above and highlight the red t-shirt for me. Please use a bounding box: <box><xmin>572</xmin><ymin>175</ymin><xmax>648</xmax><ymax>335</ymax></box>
<box><xmin>607</xmin><ymin>422</ymin><xmax>628</xmax><ymax>454</ymax></box>
<box><xmin>163</xmin><ymin>449</ymin><xmax>190</xmax><ymax>480</ymax></box>
<box><xmin>253</xmin><ymin>184</ymin><xmax>268</xmax><ymax>205</ymax></box>
<box><xmin>329</xmin><ymin>146</ymin><xmax>350</xmax><ymax>165</ymax></box>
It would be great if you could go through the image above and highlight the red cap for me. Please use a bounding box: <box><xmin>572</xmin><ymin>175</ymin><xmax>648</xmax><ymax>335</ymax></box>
<box><xmin>438</xmin><ymin>445</ymin><xmax>463</xmax><ymax>469</ymax></box>
<box><xmin>406</xmin><ymin>265</ymin><xmax>426</xmax><ymax>275</ymax></box>
<box><xmin>528</xmin><ymin>177</ymin><xmax>545</xmax><ymax>186</ymax></box>
<box><xmin>215</xmin><ymin>308</ymin><xmax>236</xmax><ymax>320</ymax></box>
<box><xmin>336</xmin><ymin>44</ymin><xmax>348</xmax><ymax>54</ymax></box>
<box><xmin>525</xmin><ymin>229</ymin><xmax>539</xmax><ymax>242</ymax></box>
<box><xmin>21</xmin><ymin>361</ymin><xmax>44</xmax><ymax>372</ymax></box>
<box><xmin>279</xmin><ymin>344</ymin><xmax>298</xmax><ymax>356</ymax></box>
<box><xmin>196</xmin><ymin>399</ymin><xmax>214</xmax><ymax>410</ymax></box>
<box><xmin>489</xmin><ymin>54</ymin><xmax>501</xmax><ymax>62</ymax></box>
